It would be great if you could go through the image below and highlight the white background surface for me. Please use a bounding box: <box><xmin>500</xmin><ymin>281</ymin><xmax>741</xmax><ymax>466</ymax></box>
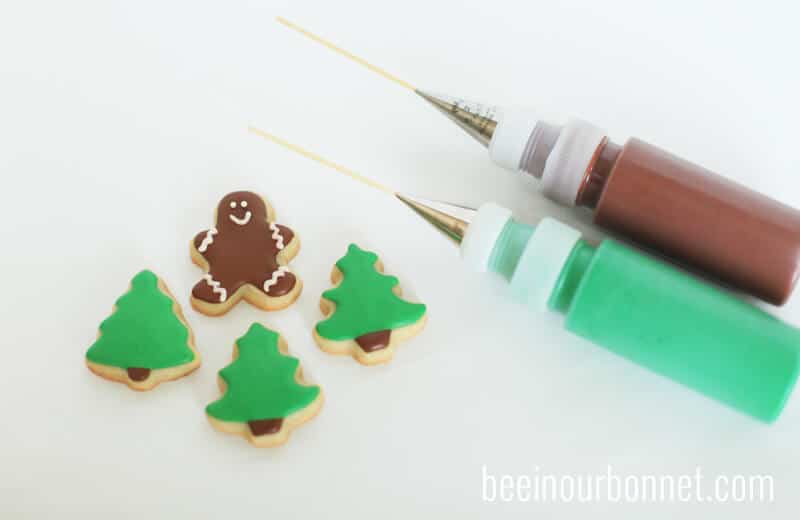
<box><xmin>1</xmin><ymin>0</ymin><xmax>799</xmax><ymax>518</ymax></box>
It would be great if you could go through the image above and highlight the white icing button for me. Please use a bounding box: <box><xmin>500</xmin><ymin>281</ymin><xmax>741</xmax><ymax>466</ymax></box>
<box><xmin>230</xmin><ymin>201</ymin><xmax>237</xmax><ymax>208</ymax></box>
<box><xmin>241</xmin><ymin>200</ymin><xmax>248</xmax><ymax>207</ymax></box>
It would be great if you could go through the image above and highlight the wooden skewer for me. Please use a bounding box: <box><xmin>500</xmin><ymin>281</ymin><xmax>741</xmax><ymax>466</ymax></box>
<box><xmin>248</xmin><ymin>126</ymin><xmax>396</xmax><ymax>195</ymax></box>
<box><xmin>276</xmin><ymin>17</ymin><xmax>416</xmax><ymax>92</ymax></box>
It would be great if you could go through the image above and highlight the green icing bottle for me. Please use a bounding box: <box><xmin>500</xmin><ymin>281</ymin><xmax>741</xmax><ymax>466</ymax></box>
<box><xmin>481</xmin><ymin>211</ymin><xmax>800</xmax><ymax>422</ymax></box>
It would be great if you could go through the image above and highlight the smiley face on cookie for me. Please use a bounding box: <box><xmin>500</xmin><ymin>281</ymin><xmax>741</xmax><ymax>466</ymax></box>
<box><xmin>219</xmin><ymin>192</ymin><xmax>265</xmax><ymax>228</ymax></box>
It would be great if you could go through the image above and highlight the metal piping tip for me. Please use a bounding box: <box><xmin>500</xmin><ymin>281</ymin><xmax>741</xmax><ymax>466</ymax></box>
<box><xmin>396</xmin><ymin>193</ymin><xmax>475</xmax><ymax>244</ymax></box>
<box><xmin>415</xmin><ymin>90</ymin><xmax>498</xmax><ymax>147</ymax></box>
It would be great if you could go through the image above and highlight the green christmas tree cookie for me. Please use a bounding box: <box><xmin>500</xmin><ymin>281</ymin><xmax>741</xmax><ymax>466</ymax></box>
<box><xmin>314</xmin><ymin>244</ymin><xmax>427</xmax><ymax>365</ymax></box>
<box><xmin>85</xmin><ymin>270</ymin><xmax>200</xmax><ymax>391</ymax></box>
<box><xmin>206</xmin><ymin>323</ymin><xmax>323</xmax><ymax>447</ymax></box>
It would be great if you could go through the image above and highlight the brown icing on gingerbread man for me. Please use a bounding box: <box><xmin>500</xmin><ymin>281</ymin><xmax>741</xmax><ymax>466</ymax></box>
<box><xmin>190</xmin><ymin>191</ymin><xmax>301</xmax><ymax>315</ymax></box>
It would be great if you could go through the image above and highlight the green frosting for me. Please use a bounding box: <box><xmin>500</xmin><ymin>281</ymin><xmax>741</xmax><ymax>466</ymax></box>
<box><xmin>206</xmin><ymin>324</ymin><xmax>320</xmax><ymax>422</ymax></box>
<box><xmin>315</xmin><ymin>244</ymin><xmax>426</xmax><ymax>340</ymax></box>
<box><xmin>86</xmin><ymin>270</ymin><xmax>195</xmax><ymax>369</ymax></box>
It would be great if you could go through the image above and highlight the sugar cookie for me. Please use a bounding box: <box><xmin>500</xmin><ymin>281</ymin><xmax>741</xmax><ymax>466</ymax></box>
<box><xmin>314</xmin><ymin>244</ymin><xmax>427</xmax><ymax>365</ymax></box>
<box><xmin>190</xmin><ymin>191</ymin><xmax>302</xmax><ymax>316</ymax></box>
<box><xmin>85</xmin><ymin>270</ymin><xmax>200</xmax><ymax>391</ymax></box>
<box><xmin>206</xmin><ymin>324</ymin><xmax>323</xmax><ymax>447</ymax></box>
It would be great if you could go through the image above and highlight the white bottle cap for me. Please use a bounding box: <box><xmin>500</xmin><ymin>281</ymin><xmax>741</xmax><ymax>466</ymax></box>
<box><xmin>540</xmin><ymin>119</ymin><xmax>607</xmax><ymax>206</ymax></box>
<box><xmin>460</xmin><ymin>203</ymin><xmax>512</xmax><ymax>272</ymax></box>
<box><xmin>488</xmin><ymin>108</ymin><xmax>539</xmax><ymax>171</ymax></box>
<box><xmin>509</xmin><ymin>217</ymin><xmax>582</xmax><ymax>310</ymax></box>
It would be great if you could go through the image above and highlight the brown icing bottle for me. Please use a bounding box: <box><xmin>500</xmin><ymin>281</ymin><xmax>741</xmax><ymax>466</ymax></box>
<box><xmin>418</xmin><ymin>91</ymin><xmax>800</xmax><ymax>305</ymax></box>
<box><xmin>571</xmin><ymin>137</ymin><xmax>800</xmax><ymax>305</ymax></box>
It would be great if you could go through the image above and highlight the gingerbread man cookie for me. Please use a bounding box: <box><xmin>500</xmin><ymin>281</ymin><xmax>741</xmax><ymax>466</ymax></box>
<box><xmin>190</xmin><ymin>191</ymin><xmax>302</xmax><ymax>315</ymax></box>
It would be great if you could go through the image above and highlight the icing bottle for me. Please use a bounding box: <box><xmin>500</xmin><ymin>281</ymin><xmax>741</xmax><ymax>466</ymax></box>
<box><xmin>397</xmin><ymin>194</ymin><xmax>800</xmax><ymax>422</ymax></box>
<box><xmin>417</xmin><ymin>91</ymin><xmax>800</xmax><ymax>305</ymax></box>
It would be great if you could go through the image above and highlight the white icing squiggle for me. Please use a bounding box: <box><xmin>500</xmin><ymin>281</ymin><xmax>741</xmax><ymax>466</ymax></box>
<box><xmin>203</xmin><ymin>273</ymin><xmax>227</xmax><ymax>302</ymax></box>
<box><xmin>263</xmin><ymin>266</ymin><xmax>289</xmax><ymax>293</ymax></box>
<box><xmin>198</xmin><ymin>228</ymin><xmax>218</xmax><ymax>253</ymax></box>
<box><xmin>269</xmin><ymin>222</ymin><xmax>285</xmax><ymax>250</ymax></box>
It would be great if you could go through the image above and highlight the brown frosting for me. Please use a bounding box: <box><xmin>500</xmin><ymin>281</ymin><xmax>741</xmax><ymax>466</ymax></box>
<box><xmin>192</xmin><ymin>191</ymin><xmax>297</xmax><ymax>303</ymax></box>
<box><xmin>248</xmin><ymin>418</ymin><xmax>284</xmax><ymax>436</ymax></box>
<box><xmin>576</xmin><ymin>140</ymin><xmax>622</xmax><ymax>208</ymax></box>
<box><xmin>355</xmin><ymin>330</ymin><xmax>391</xmax><ymax>352</ymax></box>
<box><xmin>592</xmin><ymin>139</ymin><xmax>800</xmax><ymax>305</ymax></box>
<box><xmin>127</xmin><ymin>367</ymin><xmax>150</xmax><ymax>381</ymax></box>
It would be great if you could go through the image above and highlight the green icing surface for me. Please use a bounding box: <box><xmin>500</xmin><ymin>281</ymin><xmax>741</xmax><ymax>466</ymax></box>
<box><xmin>315</xmin><ymin>244</ymin><xmax>426</xmax><ymax>340</ymax></box>
<box><xmin>206</xmin><ymin>323</ymin><xmax>320</xmax><ymax>423</ymax></box>
<box><xmin>86</xmin><ymin>270</ymin><xmax>195</xmax><ymax>369</ymax></box>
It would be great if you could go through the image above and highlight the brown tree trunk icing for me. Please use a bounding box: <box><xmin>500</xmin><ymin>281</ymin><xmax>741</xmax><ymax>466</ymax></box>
<box><xmin>127</xmin><ymin>367</ymin><xmax>151</xmax><ymax>381</ymax></box>
<box><xmin>355</xmin><ymin>330</ymin><xmax>391</xmax><ymax>352</ymax></box>
<box><xmin>247</xmin><ymin>418</ymin><xmax>284</xmax><ymax>436</ymax></box>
